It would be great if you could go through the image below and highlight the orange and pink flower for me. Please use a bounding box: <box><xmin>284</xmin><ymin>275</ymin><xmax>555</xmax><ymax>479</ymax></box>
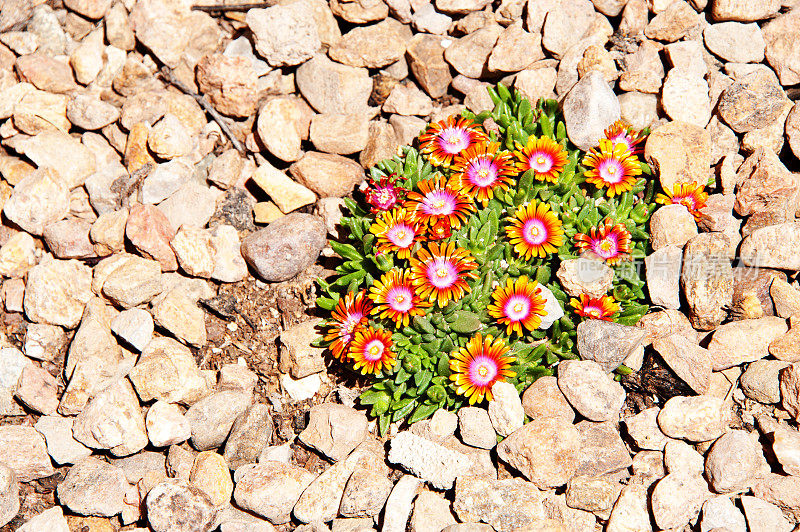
<box><xmin>452</xmin><ymin>142</ymin><xmax>516</xmax><ymax>205</ymax></box>
<box><xmin>603</xmin><ymin>120</ymin><xmax>645</xmax><ymax>155</ymax></box>
<box><xmin>570</xmin><ymin>294</ymin><xmax>619</xmax><ymax>321</ymax></box>
<box><xmin>404</xmin><ymin>176</ymin><xmax>474</xmax><ymax>230</ymax></box>
<box><xmin>409</xmin><ymin>241</ymin><xmax>478</xmax><ymax>307</ymax></box>
<box><xmin>487</xmin><ymin>276</ymin><xmax>548</xmax><ymax>335</ymax></box>
<box><xmin>513</xmin><ymin>136</ymin><xmax>568</xmax><ymax>183</ymax></box>
<box><xmin>419</xmin><ymin>115</ymin><xmax>488</xmax><ymax>167</ymax></box>
<box><xmin>583</xmin><ymin>139</ymin><xmax>642</xmax><ymax>197</ymax></box>
<box><xmin>370</xmin><ymin>208</ymin><xmax>420</xmax><ymax>259</ymax></box>
<box><xmin>573</xmin><ymin>220</ymin><xmax>632</xmax><ymax>266</ymax></box>
<box><xmin>655</xmin><ymin>182</ymin><xmax>708</xmax><ymax>221</ymax></box>
<box><xmin>324</xmin><ymin>291</ymin><xmax>372</xmax><ymax>361</ymax></box>
<box><xmin>349</xmin><ymin>326</ymin><xmax>396</xmax><ymax>375</ymax></box>
<box><xmin>449</xmin><ymin>333</ymin><xmax>516</xmax><ymax>404</ymax></box>
<box><xmin>369</xmin><ymin>270</ymin><xmax>430</xmax><ymax>327</ymax></box>
<box><xmin>505</xmin><ymin>201</ymin><xmax>564</xmax><ymax>260</ymax></box>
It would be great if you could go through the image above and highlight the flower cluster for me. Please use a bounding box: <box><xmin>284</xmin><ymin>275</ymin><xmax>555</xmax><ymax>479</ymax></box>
<box><xmin>317</xmin><ymin>87</ymin><xmax>672</xmax><ymax>431</ymax></box>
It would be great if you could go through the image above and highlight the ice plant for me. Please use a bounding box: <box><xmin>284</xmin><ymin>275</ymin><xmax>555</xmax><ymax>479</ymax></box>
<box><xmin>349</xmin><ymin>326</ymin><xmax>396</xmax><ymax>375</ymax></box>
<box><xmin>452</xmin><ymin>142</ymin><xmax>516</xmax><ymax>205</ymax></box>
<box><xmin>603</xmin><ymin>120</ymin><xmax>645</xmax><ymax>155</ymax></box>
<box><xmin>506</xmin><ymin>201</ymin><xmax>564</xmax><ymax>260</ymax></box>
<box><xmin>316</xmin><ymin>87</ymin><xmax>656</xmax><ymax>432</ymax></box>
<box><xmin>488</xmin><ymin>276</ymin><xmax>548</xmax><ymax>335</ymax></box>
<box><xmin>573</xmin><ymin>220</ymin><xmax>632</xmax><ymax>266</ymax></box>
<box><xmin>323</xmin><ymin>291</ymin><xmax>372</xmax><ymax>361</ymax></box>
<box><xmin>419</xmin><ymin>116</ymin><xmax>487</xmax><ymax>167</ymax></box>
<box><xmin>409</xmin><ymin>241</ymin><xmax>478</xmax><ymax>307</ymax></box>
<box><xmin>583</xmin><ymin>138</ymin><xmax>642</xmax><ymax>196</ymax></box>
<box><xmin>369</xmin><ymin>270</ymin><xmax>429</xmax><ymax>327</ymax></box>
<box><xmin>404</xmin><ymin>175</ymin><xmax>474</xmax><ymax>229</ymax></box>
<box><xmin>370</xmin><ymin>208</ymin><xmax>420</xmax><ymax>259</ymax></box>
<box><xmin>513</xmin><ymin>136</ymin><xmax>568</xmax><ymax>183</ymax></box>
<box><xmin>364</xmin><ymin>175</ymin><xmax>404</xmax><ymax>213</ymax></box>
<box><xmin>449</xmin><ymin>333</ymin><xmax>516</xmax><ymax>404</ymax></box>
<box><xmin>655</xmin><ymin>182</ymin><xmax>709</xmax><ymax>221</ymax></box>
<box><xmin>570</xmin><ymin>294</ymin><xmax>620</xmax><ymax>321</ymax></box>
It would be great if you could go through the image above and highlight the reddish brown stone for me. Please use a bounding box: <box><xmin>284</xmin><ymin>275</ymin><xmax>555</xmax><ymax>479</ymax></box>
<box><xmin>125</xmin><ymin>204</ymin><xmax>177</xmax><ymax>271</ymax></box>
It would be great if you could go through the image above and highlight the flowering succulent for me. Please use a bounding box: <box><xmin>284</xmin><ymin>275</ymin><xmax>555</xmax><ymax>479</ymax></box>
<box><xmin>315</xmin><ymin>85</ymin><xmax>657</xmax><ymax>433</ymax></box>
<box><xmin>655</xmin><ymin>182</ymin><xmax>709</xmax><ymax>220</ymax></box>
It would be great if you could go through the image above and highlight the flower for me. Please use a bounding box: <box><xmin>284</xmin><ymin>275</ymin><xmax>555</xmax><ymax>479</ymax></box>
<box><xmin>404</xmin><ymin>175</ymin><xmax>475</xmax><ymax>230</ymax></box>
<box><xmin>488</xmin><ymin>276</ymin><xmax>548</xmax><ymax>335</ymax></box>
<box><xmin>428</xmin><ymin>218</ymin><xmax>452</xmax><ymax>240</ymax></box>
<box><xmin>349</xmin><ymin>326</ymin><xmax>396</xmax><ymax>375</ymax></box>
<box><xmin>655</xmin><ymin>182</ymin><xmax>709</xmax><ymax>221</ymax></box>
<box><xmin>573</xmin><ymin>220</ymin><xmax>632</xmax><ymax>265</ymax></box>
<box><xmin>369</xmin><ymin>270</ymin><xmax>430</xmax><ymax>327</ymax></box>
<box><xmin>513</xmin><ymin>136</ymin><xmax>568</xmax><ymax>183</ymax></box>
<box><xmin>582</xmin><ymin>138</ymin><xmax>642</xmax><ymax>196</ymax></box>
<box><xmin>324</xmin><ymin>291</ymin><xmax>372</xmax><ymax>361</ymax></box>
<box><xmin>370</xmin><ymin>208</ymin><xmax>420</xmax><ymax>259</ymax></box>
<box><xmin>452</xmin><ymin>142</ymin><xmax>516</xmax><ymax>205</ymax></box>
<box><xmin>419</xmin><ymin>115</ymin><xmax>488</xmax><ymax>167</ymax></box>
<box><xmin>505</xmin><ymin>201</ymin><xmax>564</xmax><ymax>260</ymax></box>
<box><xmin>570</xmin><ymin>294</ymin><xmax>620</xmax><ymax>320</ymax></box>
<box><xmin>409</xmin><ymin>241</ymin><xmax>478</xmax><ymax>307</ymax></box>
<box><xmin>449</xmin><ymin>333</ymin><xmax>516</xmax><ymax>404</ymax></box>
<box><xmin>603</xmin><ymin>120</ymin><xmax>645</xmax><ymax>155</ymax></box>
<box><xmin>364</xmin><ymin>175</ymin><xmax>404</xmax><ymax>213</ymax></box>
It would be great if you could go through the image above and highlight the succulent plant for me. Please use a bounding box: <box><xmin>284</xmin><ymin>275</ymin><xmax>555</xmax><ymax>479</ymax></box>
<box><xmin>315</xmin><ymin>84</ymin><xmax>661</xmax><ymax>434</ymax></box>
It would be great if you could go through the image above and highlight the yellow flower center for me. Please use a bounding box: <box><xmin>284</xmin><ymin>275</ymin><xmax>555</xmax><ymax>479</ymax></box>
<box><xmin>436</xmin><ymin>268</ymin><xmax>449</xmax><ymax>278</ymax></box>
<box><xmin>536</xmin><ymin>156</ymin><xmax>546</xmax><ymax>165</ymax></box>
<box><xmin>446</xmin><ymin>135</ymin><xmax>460</xmax><ymax>145</ymax></box>
<box><xmin>433</xmin><ymin>199</ymin><xmax>446</xmax><ymax>209</ymax></box>
<box><xmin>600</xmin><ymin>240</ymin><xmax>612</xmax><ymax>252</ymax></box>
<box><xmin>368</xmin><ymin>344</ymin><xmax>382</xmax><ymax>356</ymax></box>
<box><xmin>478</xmin><ymin>365</ymin><xmax>489</xmax><ymax>377</ymax></box>
<box><xmin>589</xmin><ymin>308</ymin><xmax>601</xmax><ymax>317</ymax></box>
<box><xmin>513</xmin><ymin>302</ymin><xmax>525</xmax><ymax>313</ymax></box>
<box><xmin>395</xmin><ymin>295</ymin><xmax>406</xmax><ymax>304</ymax></box>
<box><xmin>396</xmin><ymin>229</ymin><xmax>406</xmax><ymax>238</ymax></box>
<box><xmin>529</xmin><ymin>226</ymin><xmax>540</xmax><ymax>237</ymax></box>
<box><xmin>607</xmin><ymin>166</ymin><xmax>616</xmax><ymax>175</ymax></box>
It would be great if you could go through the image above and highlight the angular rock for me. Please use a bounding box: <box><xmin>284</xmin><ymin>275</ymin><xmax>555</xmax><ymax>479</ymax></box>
<box><xmin>741</xmin><ymin>222</ymin><xmax>800</xmax><ymax>271</ymax></box>
<box><xmin>652</xmin><ymin>333</ymin><xmax>712</xmax><ymax>394</ymax></box>
<box><xmin>72</xmin><ymin>379</ymin><xmax>148</xmax><ymax>457</ymax></box>
<box><xmin>296</xmin><ymin>54</ymin><xmax>372</xmax><ymax>115</ymax></box>
<box><xmin>57</xmin><ymin>456</ymin><xmax>127</xmax><ymax>517</ymax></box>
<box><xmin>707</xmin><ymin>317</ymin><xmax>787</xmax><ymax>371</ymax></box>
<box><xmin>661</xmin><ymin>69</ymin><xmax>711</xmax><ymax>128</ymax></box>
<box><xmin>34</xmin><ymin>415</ymin><xmax>92</xmax><ymax>465</ymax></box>
<box><xmin>146</xmin><ymin>401</ymin><xmax>191</xmax><ymax>447</ymax></box>
<box><xmin>658</xmin><ymin>395</ymin><xmax>728</xmax><ymax>442</ymax></box>
<box><xmin>246</xmin><ymin>3</ymin><xmax>320</xmax><ymax>67</ymax></box>
<box><xmin>606</xmin><ymin>484</ymin><xmax>651</xmax><ymax>532</ymax></box>
<box><xmin>735</xmin><ymin>148</ymin><xmax>799</xmax><ymax>217</ymax></box>
<box><xmin>751</xmin><ymin>474</ymin><xmax>800</xmax><ymax>523</ymax></box>
<box><xmin>129</xmin><ymin>337</ymin><xmax>209</xmax><ymax>405</ymax></box>
<box><xmin>681</xmin><ymin>232</ymin><xmax>734</xmax><ymax>330</ymax></box>
<box><xmin>329</xmin><ymin>18</ymin><xmax>411</xmax><ymax>68</ymax></box>
<box><xmin>0</xmin><ymin>426</ymin><xmax>54</xmax><ymax>482</ymax></box>
<box><xmin>576</xmin><ymin>320</ymin><xmax>646</xmax><ymax>373</ymax></box>
<box><xmin>574</xmin><ymin>420</ymin><xmax>632</xmax><ymax>478</ymax></box>
<box><xmin>3</xmin><ymin>168</ymin><xmax>69</xmax><ymax>236</ymax></box>
<box><xmin>558</xmin><ymin>360</ymin><xmax>625</xmax><ymax>421</ymax></box>
<box><xmin>97</xmin><ymin>253</ymin><xmax>163</xmax><ymax>309</ymax></box>
<box><xmin>762</xmin><ymin>10</ymin><xmax>800</xmax><ymax>87</ymax></box>
<box><xmin>290</xmin><ymin>152</ymin><xmax>364</xmax><ymax>198</ymax></box>
<box><xmin>718</xmin><ymin>69</ymin><xmax>790</xmax><ymax>133</ymax></box>
<box><xmin>185</xmin><ymin>391</ymin><xmax>252</xmax><ymax>451</ymax></box>
<box><xmin>741</xmin><ymin>359</ymin><xmax>789</xmax><ymax>404</ymax></box>
<box><xmin>443</xmin><ymin>23</ymin><xmax>502</xmax><ymax>79</ymax></box>
<box><xmin>556</xmin><ymin>257</ymin><xmax>613</xmax><ymax>299</ymax></box>
<box><xmin>487</xmin><ymin>381</ymin><xmax>524</xmax><ymax>437</ymax></box>
<box><xmin>309</xmin><ymin>113</ymin><xmax>370</xmax><ymax>155</ymax></box>
<box><xmin>126</xmin><ymin>203</ymin><xmax>177</xmax><ymax>271</ymax></box>
<box><xmin>146</xmin><ymin>479</ymin><xmax>217</xmax><ymax>532</ymax></box>
<box><xmin>382</xmin><ymin>475</ymin><xmax>422</xmax><ymax>532</ymax></box>
<box><xmin>457</xmin><ymin>407</ymin><xmax>497</xmax><ymax>449</ymax></box>
<box><xmin>388</xmin><ymin>431</ymin><xmax>470</xmax><ymax>490</ymax></box>
<box><xmin>624</xmin><ymin>407</ymin><xmax>672</xmax><ymax>451</ymax></box>
<box><xmin>42</xmin><ymin>218</ymin><xmax>95</xmax><ymax>259</ymax></box>
<box><xmin>497</xmin><ymin>418</ymin><xmax>581</xmax><ymax>489</ymax></box>
<box><xmin>24</xmin><ymin>256</ymin><xmax>92</xmax><ymax>329</ymax></box>
<box><xmin>705</xmin><ymin>430</ymin><xmax>764</xmax><ymax>493</ymax></box>
<box><xmin>645</xmin><ymin>120</ymin><xmax>712</xmax><ymax>192</ymax></box>
<box><xmin>196</xmin><ymin>54</ymin><xmax>258</xmax><ymax>118</ymax></box>
<box><xmin>521</xmin><ymin>376</ymin><xmax>575</xmax><ymax>424</ymax></box>
<box><xmin>651</xmin><ymin>473</ymin><xmax>709</xmax><ymax>530</ymax></box>
<box><xmin>152</xmin><ymin>288</ymin><xmax>207</xmax><ymax>347</ymax></box>
<box><xmin>278</xmin><ymin>318</ymin><xmax>326</xmax><ymax>379</ymax></box>
<box><xmin>234</xmin><ymin>462</ymin><xmax>315</xmax><ymax>524</ymax></box>
<box><xmin>251</xmin><ymin>162</ymin><xmax>316</xmax><ymax>214</ymax></box>
<box><xmin>741</xmin><ymin>495</ymin><xmax>793</xmax><ymax>532</ymax></box>
<box><xmin>223</xmin><ymin>403</ymin><xmax>273</xmax><ymax>470</ymax></box>
<box><xmin>406</xmin><ymin>34</ymin><xmax>452</xmax><ymax>99</ymax></box>
<box><xmin>650</xmin><ymin>204</ymin><xmax>698</xmax><ymax>250</ymax></box>
<box><xmin>704</xmin><ymin>22</ymin><xmax>765</xmax><ymax>63</ymax></box>
<box><xmin>645</xmin><ymin>245</ymin><xmax>683</xmax><ymax>309</ymax></box>
<box><xmin>563</xmin><ymin>70</ymin><xmax>620</xmax><ymax>151</ymax></box>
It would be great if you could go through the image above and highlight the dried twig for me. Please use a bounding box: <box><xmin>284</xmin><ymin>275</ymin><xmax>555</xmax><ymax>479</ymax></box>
<box><xmin>158</xmin><ymin>66</ymin><xmax>247</xmax><ymax>154</ymax></box>
<box><xmin>192</xmin><ymin>2</ymin><xmax>277</xmax><ymax>11</ymax></box>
